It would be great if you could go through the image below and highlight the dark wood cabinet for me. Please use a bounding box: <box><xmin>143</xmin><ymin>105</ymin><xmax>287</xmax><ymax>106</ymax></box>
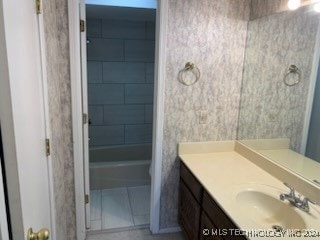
<box><xmin>179</xmin><ymin>160</ymin><xmax>247</xmax><ymax>240</ymax></box>
<box><xmin>180</xmin><ymin>161</ymin><xmax>203</xmax><ymax>202</ymax></box>
<box><xmin>200</xmin><ymin>211</ymin><xmax>223</xmax><ymax>240</ymax></box>
<box><xmin>179</xmin><ymin>181</ymin><xmax>201</xmax><ymax>240</ymax></box>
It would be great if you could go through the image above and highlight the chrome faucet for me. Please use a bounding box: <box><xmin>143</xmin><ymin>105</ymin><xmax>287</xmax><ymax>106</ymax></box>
<box><xmin>280</xmin><ymin>182</ymin><xmax>317</xmax><ymax>213</ymax></box>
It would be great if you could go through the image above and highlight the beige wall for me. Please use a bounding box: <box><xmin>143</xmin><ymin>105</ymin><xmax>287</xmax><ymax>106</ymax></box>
<box><xmin>250</xmin><ymin>0</ymin><xmax>289</xmax><ymax>20</ymax></box>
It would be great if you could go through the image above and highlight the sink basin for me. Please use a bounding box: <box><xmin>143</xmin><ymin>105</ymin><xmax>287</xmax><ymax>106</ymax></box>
<box><xmin>236</xmin><ymin>190</ymin><xmax>306</xmax><ymax>230</ymax></box>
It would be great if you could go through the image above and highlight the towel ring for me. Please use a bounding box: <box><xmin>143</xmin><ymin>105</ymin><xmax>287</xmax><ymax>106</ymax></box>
<box><xmin>178</xmin><ymin>62</ymin><xmax>201</xmax><ymax>86</ymax></box>
<box><xmin>283</xmin><ymin>65</ymin><xmax>301</xmax><ymax>86</ymax></box>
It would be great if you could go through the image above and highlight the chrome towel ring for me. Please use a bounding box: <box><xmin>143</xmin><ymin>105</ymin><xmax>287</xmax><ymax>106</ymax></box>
<box><xmin>178</xmin><ymin>62</ymin><xmax>201</xmax><ymax>86</ymax></box>
<box><xmin>283</xmin><ymin>65</ymin><xmax>301</xmax><ymax>86</ymax></box>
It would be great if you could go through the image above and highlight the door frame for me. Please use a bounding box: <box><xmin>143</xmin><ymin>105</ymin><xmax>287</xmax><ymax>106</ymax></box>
<box><xmin>68</xmin><ymin>0</ymin><xmax>168</xmax><ymax>238</ymax></box>
<box><xmin>78</xmin><ymin>0</ymin><xmax>91</xmax><ymax>229</ymax></box>
<box><xmin>0</xmin><ymin>1</ymin><xmax>23</xmax><ymax>237</ymax></box>
<box><xmin>0</xmin><ymin>0</ymin><xmax>55</xmax><ymax>238</ymax></box>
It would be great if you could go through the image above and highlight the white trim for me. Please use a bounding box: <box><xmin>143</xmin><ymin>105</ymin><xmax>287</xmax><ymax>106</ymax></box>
<box><xmin>0</xmin><ymin>157</ymin><xmax>9</xmax><ymax>240</ymax></box>
<box><xmin>0</xmin><ymin>1</ymin><xmax>24</xmax><ymax>237</ymax></box>
<box><xmin>1</xmin><ymin>0</ymin><xmax>52</xmax><ymax>236</ymax></box>
<box><xmin>300</xmin><ymin>23</ymin><xmax>320</xmax><ymax>154</ymax></box>
<box><xmin>36</xmin><ymin>9</ymin><xmax>57</xmax><ymax>240</ymax></box>
<box><xmin>79</xmin><ymin>0</ymin><xmax>91</xmax><ymax>229</ymax></box>
<box><xmin>0</xmin><ymin>1</ymin><xmax>10</xmax><ymax>238</ymax></box>
<box><xmin>158</xmin><ymin>227</ymin><xmax>181</xmax><ymax>234</ymax></box>
<box><xmin>150</xmin><ymin>0</ymin><xmax>167</xmax><ymax>234</ymax></box>
<box><xmin>68</xmin><ymin>0</ymin><xmax>86</xmax><ymax>239</ymax></box>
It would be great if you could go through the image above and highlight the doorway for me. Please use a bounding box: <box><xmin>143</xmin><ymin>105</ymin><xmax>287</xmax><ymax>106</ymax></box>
<box><xmin>84</xmin><ymin>2</ymin><xmax>156</xmax><ymax>231</ymax></box>
<box><xmin>70</xmin><ymin>0</ymin><xmax>167</xmax><ymax>237</ymax></box>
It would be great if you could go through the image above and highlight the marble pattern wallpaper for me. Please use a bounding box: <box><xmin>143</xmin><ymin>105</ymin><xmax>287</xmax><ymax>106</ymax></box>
<box><xmin>238</xmin><ymin>6</ymin><xmax>320</xmax><ymax>152</ymax></box>
<box><xmin>160</xmin><ymin>0</ymin><xmax>250</xmax><ymax>229</ymax></box>
<box><xmin>43</xmin><ymin>0</ymin><xmax>76</xmax><ymax>239</ymax></box>
<box><xmin>250</xmin><ymin>0</ymin><xmax>289</xmax><ymax>20</ymax></box>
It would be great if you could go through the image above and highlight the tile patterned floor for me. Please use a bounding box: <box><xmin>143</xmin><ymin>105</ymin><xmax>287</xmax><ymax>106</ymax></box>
<box><xmin>128</xmin><ymin>185</ymin><xmax>151</xmax><ymax>226</ymax></box>
<box><xmin>90</xmin><ymin>185</ymin><xmax>151</xmax><ymax>231</ymax></box>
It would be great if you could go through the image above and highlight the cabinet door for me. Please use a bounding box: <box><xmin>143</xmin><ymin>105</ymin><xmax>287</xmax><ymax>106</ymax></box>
<box><xmin>180</xmin><ymin>161</ymin><xmax>202</xmax><ymax>202</ymax></box>
<box><xmin>179</xmin><ymin>180</ymin><xmax>201</xmax><ymax>240</ymax></box>
<box><xmin>200</xmin><ymin>211</ymin><xmax>224</xmax><ymax>240</ymax></box>
<box><xmin>202</xmin><ymin>191</ymin><xmax>247</xmax><ymax>240</ymax></box>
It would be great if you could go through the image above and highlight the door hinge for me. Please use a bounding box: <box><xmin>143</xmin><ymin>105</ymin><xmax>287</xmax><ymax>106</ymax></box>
<box><xmin>45</xmin><ymin>139</ymin><xmax>50</xmax><ymax>156</ymax></box>
<box><xmin>35</xmin><ymin>0</ymin><xmax>42</xmax><ymax>14</ymax></box>
<box><xmin>85</xmin><ymin>194</ymin><xmax>89</xmax><ymax>204</ymax></box>
<box><xmin>83</xmin><ymin>113</ymin><xmax>88</xmax><ymax>124</ymax></box>
<box><xmin>80</xmin><ymin>20</ymin><xmax>85</xmax><ymax>32</ymax></box>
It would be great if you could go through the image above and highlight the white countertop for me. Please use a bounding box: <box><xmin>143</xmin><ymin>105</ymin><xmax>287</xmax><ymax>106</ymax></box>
<box><xmin>179</xmin><ymin>141</ymin><xmax>320</xmax><ymax>240</ymax></box>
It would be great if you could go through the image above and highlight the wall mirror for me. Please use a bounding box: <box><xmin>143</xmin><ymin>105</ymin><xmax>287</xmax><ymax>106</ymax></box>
<box><xmin>237</xmin><ymin>2</ymin><xmax>320</xmax><ymax>186</ymax></box>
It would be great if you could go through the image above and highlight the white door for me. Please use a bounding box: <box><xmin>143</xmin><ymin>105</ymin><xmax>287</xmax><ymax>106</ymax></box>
<box><xmin>0</xmin><ymin>157</ymin><xmax>9</xmax><ymax>240</ymax></box>
<box><xmin>80</xmin><ymin>0</ymin><xmax>91</xmax><ymax>229</ymax></box>
<box><xmin>0</xmin><ymin>0</ymin><xmax>53</xmax><ymax>239</ymax></box>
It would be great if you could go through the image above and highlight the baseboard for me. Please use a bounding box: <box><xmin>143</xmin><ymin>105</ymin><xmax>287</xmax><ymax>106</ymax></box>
<box><xmin>86</xmin><ymin>225</ymin><xmax>149</xmax><ymax>236</ymax></box>
<box><xmin>158</xmin><ymin>226</ymin><xmax>181</xmax><ymax>234</ymax></box>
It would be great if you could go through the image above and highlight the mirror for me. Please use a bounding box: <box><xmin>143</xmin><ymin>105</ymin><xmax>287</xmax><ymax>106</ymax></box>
<box><xmin>237</xmin><ymin>2</ymin><xmax>320</xmax><ymax>185</ymax></box>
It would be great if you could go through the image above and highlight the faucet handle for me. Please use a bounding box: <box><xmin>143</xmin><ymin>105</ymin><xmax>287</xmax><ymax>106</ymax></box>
<box><xmin>283</xmin><ymin>182</ymin><xmax>295</xmax><ymax>196</ymax></box>
<box><xmin>302</xmin><ymin>197</ymin><xmax>317</xmax><ymax>206</ymax></box>
<box><xmin>300</xmin><ymin>197</ymin><xmax>317</xmax><ymax>212</ymax></box>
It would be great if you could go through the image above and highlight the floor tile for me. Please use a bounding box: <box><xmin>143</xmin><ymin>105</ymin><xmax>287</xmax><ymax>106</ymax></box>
<box><xmin>128</xmin><ymin>185</ymin><xmax>151</xmax><ymax>216</ymax></box>
<box><xmin>101</xmin><ymin>188</ymin><xmax>134</xmax><ymax>229</ymax></box>
<box><xmin>90</xmin><ymin>220</ymin><xmax>102</xmax><ymax>231</ymax></box>
<box><xmin>90</xmin><ymin>190</ymin><xmax>101</xmax><ymax>221</ymax></box>
<box><xmin>133</xmin><ymin>214</ymin><xmax>150</xmax><ymax>226</ymax></box>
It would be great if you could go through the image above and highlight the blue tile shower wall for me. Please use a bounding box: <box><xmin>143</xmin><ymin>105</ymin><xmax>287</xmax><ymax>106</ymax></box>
<box><xmin>87</xmin><ymin>18</ymin><xmax>155</xmax><ymax>147</ymax></box>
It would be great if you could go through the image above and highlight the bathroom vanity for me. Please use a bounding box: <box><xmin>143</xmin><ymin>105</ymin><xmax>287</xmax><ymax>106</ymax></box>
<box><xmin>179</xmin><ymin>160</ymin><xmax>246</xmax><ymax>240</ymax></box>
<box><xmin>178</xmin><ymin>141</ymin><xmax>320</xmax><ymax>240</ymax></box>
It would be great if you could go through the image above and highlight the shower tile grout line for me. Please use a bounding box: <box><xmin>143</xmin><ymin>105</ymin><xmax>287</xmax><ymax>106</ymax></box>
<box><xmin>126</xmin><ymin>187</ymin><xmax>136</xmax><ymax>226</ymax></box>
<box><xmin>99</xmin><ymin>189</ymin><xmax>102</xmax><ymax>229</ymax></box>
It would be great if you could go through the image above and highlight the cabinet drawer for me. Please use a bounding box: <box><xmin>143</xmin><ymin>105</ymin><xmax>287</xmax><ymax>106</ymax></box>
<box><xmin>202</xmin><ymin>191</ymin><xmax>247</xmax><ymax>240</ymax></box>
<box><xmin>179</xmin><ymin>180</ymin><xmax>201</xmax><ymax>240</ymax></box>
<box><xmin>180</xmin><ymin>161</ymin><xmax>202</xmax><ymax>202</ymax></box>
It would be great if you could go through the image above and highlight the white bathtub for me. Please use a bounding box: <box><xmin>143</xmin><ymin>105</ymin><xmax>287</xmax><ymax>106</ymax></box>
<box><xmin>89</xmin><ymin>144</ymin><xmax>151</xmax><ymax>190</ymax></box>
